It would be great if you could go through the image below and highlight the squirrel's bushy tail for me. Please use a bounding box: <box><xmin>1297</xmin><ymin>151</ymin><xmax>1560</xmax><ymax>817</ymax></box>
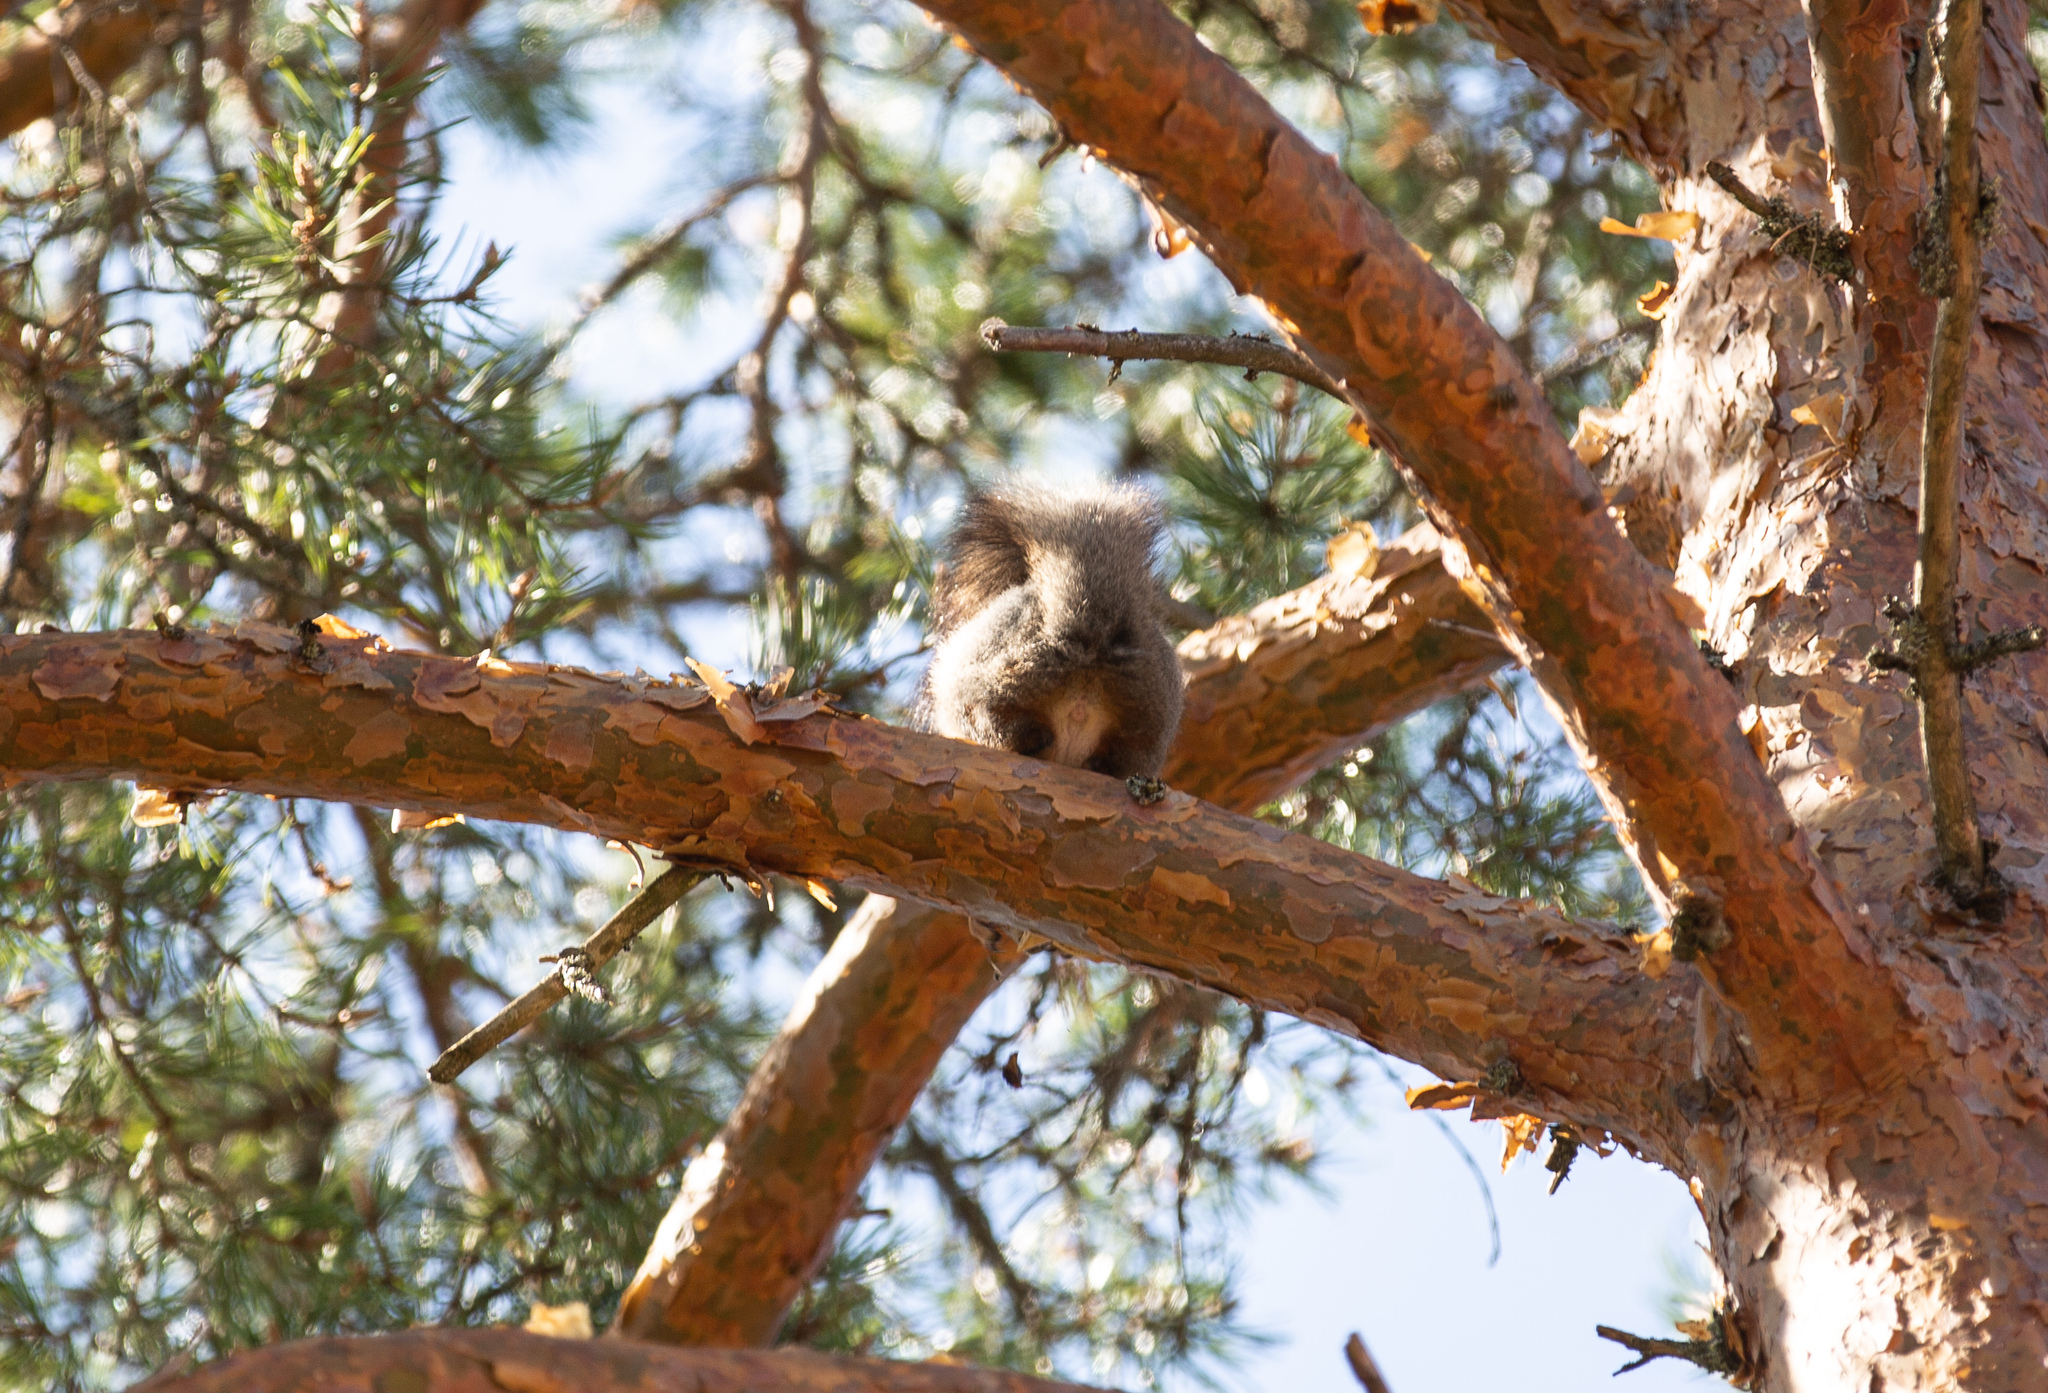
<box><xmin>931</xmin><ymin>481</ymin><xmax>1165</xmax><ymax>636</ymax></box>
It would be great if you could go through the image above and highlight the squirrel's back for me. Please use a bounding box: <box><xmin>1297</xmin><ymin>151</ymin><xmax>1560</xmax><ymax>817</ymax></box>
<box><xmin>923</xmin><ymin>481</ymin><xmax>1184</xmax><ymax>779</ymax></box>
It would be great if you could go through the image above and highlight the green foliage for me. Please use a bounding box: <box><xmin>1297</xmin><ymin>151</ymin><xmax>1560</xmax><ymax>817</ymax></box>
<box><xmin>0</xmin><ymin>0</ymin><xmax>1664</xmax><ymax>1387</ymax></box>
<box><xmin>1167</xmin><ymin>380</ymin><xmax>1397</xmax><ymax>616</ymax></box>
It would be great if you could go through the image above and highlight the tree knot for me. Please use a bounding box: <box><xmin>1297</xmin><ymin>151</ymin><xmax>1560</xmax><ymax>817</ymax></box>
<box><xmin>1668</xmin><ymin>883</ymin><xmax>1729</xmax><ymax>962</ymax></box>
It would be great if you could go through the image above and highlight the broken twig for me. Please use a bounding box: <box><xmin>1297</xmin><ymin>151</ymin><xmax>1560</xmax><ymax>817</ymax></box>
<box><xmin>1596</xmin><ymin>1322</ymin><xmax>1744</xmax><ymax>1377</ymax></box>
<box><xmin>1704</xmin><ymin>161</ymin><xmax>1854</xmax><ymax>281</ymax></box>
<box><xmin>1342</xmin><ymin>1332</ymin><xmax>1394</xmax><ymax>1393</ymax></box>
<box><xmin>428</xmin><ymin>863</ymin><xmax>703</xmax><ymax>1084</ymax></box>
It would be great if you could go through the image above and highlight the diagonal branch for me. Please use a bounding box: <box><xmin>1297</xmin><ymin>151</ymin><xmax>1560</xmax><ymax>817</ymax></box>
<box><xmin>427</xmin><ymin>861</ymin><xmax>702</xmax><ymax>1083</ymax></box>
<box><xmin>143</xmin><ymin>1327</ymin><xmax>1109</xmax><ymax>1392</ymax></box>
<box><xmin>917</xmin><ymin>0</ymin><xmax>1908</xmax><ymax>1102</ymax></box>
<box><xmin>0</xmin><ymin>623</ymin><xmax>1693</xmax><ymax>1161</ymax></box>
<box><xmin>610</xmin><ymin>529</ymin><xmax>1509</xmax><ymax>1346</ymax></box>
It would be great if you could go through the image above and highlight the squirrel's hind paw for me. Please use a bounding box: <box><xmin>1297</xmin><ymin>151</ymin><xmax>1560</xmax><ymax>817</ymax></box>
<box><xmin>1125</xmin><ymin>774</ymin><xmax>1169</xmax><ymax>806</ymax></box>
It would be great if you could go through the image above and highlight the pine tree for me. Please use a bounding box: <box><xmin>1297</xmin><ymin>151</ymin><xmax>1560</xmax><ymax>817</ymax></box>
<box><xmin>10</xmin><ymin>0</ymin><xmax>2026</xmax><ymax>1388</ymax></box>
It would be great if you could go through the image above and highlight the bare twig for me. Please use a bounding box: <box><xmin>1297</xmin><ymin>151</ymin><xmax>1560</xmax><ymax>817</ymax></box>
<box><xmin>1595</xmin><ymin>1322</ymin><xmax>1744</xmax><ymax>1377</ymax></box>
<box><xmin>1703</xmin><ymin>161</ymin><xmax>1853</xmax><ymax>281</ymax></box>
<box><xmin>1535</xmin><ymin>321</ymin><xmax>1657</xmax><ymax>386</ymax></box>
<box><xmin>1342</xmin><ymin>1333</ymin><xmax>1394</xmax><ymax>1393</ymax></box>
<box><xmin>981</xmin><ymin>319</ymin><xmax>1356</xmax><ymax>405</ymax></box>
<box><xmin>1866</xmin><ymin>0</ymin><xmax>2043</xmax><ymax>915</ymax></box>
<box><xmin>427</xmin><ymin>863</ymin><xmax>701</xmax><ymax>1084</ymax></box>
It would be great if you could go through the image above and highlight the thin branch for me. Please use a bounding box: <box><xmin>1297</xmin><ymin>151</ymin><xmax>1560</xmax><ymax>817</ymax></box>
<box><xmin>1866</xmin><ymin>0</ymin><xmax>2043</xmax><ymax>915</ymax></box>
<box><xmin>1343</xmin><ymin>1332</ymin><xmax>1394</xmax><ymax>1393</ymax></box>
<box><xmin>1702</xmin><ymin>161</ymin><xmax>1853</xmax><ymax>281</ymax></box>
<box><xmin>981</xmin><ymin>319</ymin><xmax>1355</xmax><ymax>404</ymax></box>
<box><xmin>426</xmin><ymin>863</ymin><xmax>700</xmax><ymax>1083</ymax></box>
<box><xmin>1595</xmin><ymin>1323</ymin><xmax>1743</xmax><ymax>1377</ymax></box>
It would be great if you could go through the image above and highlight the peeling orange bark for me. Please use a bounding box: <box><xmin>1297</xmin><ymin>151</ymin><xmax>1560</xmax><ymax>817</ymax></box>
<box><xmin>0</xmin><ymin>623</ymin><xmax>1691</xmax><ymax>1157</ymax></box>
<box><xmin>1169</xmin><ymin>523</ymin><xmax>1506</xmax><ymax>811</ymax></box>
<box><xmin>146</xmin><ymin>1327</ymin><xmax>1106</xmax><ymax>1392</ymax></box>
<box><xmin>917</xmin><ymin>0</ymin><xmax>1910</xmax><ymax>1105</ymax></box>
<box><xmin>612</xmin><ymin>531</ymin><xmax>1506</xmax><ymax>1347</ymax></box>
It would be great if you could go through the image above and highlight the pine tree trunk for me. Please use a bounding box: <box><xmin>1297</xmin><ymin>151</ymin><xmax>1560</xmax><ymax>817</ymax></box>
<box><xmin>1537</xmin><ymin>0</ymin><xmax>2048</xmax><ymax>1384</ymax></box>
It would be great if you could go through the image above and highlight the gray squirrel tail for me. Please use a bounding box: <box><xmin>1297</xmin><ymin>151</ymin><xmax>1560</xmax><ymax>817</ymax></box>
<box><xmin>932</xmin><ymin>481</ymin><xmax>1165</xmax><ymax>638</ymax></box>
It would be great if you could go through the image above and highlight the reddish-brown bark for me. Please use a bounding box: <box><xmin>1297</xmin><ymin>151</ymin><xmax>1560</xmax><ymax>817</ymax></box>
<box><xmin>611</xmin><ymin>897</ymin><xmax>1014</xmax><ymax>1344</ymax></box>
<box><xmin>612</xmin><ymin>530</ymin><xmax>1505</xmax><ymax>1347</ymax></box>
<box><xmin>919</xmin><ymin>0</ymin><xmax>1910</xmax><ymax>1113</ymax></box>
<box><xmin>144</xmin><ymin>1327</ymin><xmax>1105</xmax><ymax>1392</ymax></box>
<box><xmin>0</xmin><ymin>623</ymin><xmax>1692</xmax><ymax>1155</ymax></box>
<box><xmin>0</xmin><ymin>0</ymin><xmax>177</xmax><ymax>138</ymax></box>
<box><xmin>909</xmin><ymin>0</ymin><xmax>2048</xmax><ymax>1386</ymax></box>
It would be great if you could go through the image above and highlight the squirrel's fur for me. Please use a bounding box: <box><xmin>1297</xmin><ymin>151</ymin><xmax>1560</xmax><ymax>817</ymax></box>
<box><xmin>921</xmin><ymin>481</ymin><xmax>1184</xmax><ymax>779</ymax></box>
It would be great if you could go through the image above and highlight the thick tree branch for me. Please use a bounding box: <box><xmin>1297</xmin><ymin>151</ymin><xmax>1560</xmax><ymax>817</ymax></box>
<box><xmin>611</xmin><ymin>895</ymin><xmax>1021</xmax><ymax>1343</ymax></box>
<box><xmin>918</xmin><ymin>0</ymin><xmax>1907</xmax><ymax>1105</ymax></box>
<box><xmin>611</xmin><ymin>530</ymin><xmax>1508</xmax><ymax>1345</ymax></box>
<box><xmin>1172</xmin><ymin>525</ymin><xmax>1508</xmax><ymax>811</ymax></box>
<box><xmin>0</xmin><ymin>0</ymin><xmax>176</xmax><ymax>137</ymax></box>
<box><xmin>981</xmin><ymin>319</ymin><xmax>1352</xmax><ymax>402</ymax></box>
<box><xmin>1797</xmin><ymin>0</ymin><xmax>1928</xmax><ymax>307</ymax></box>
<box><xmin>0</xmin><ymin>624</ymin><xmax>1692</xmax><ymax>1158</ymax></box>
<box><xmin>144</xmin><ymin>1327</ymin><xmax>1106</xmax><ymax>1392</ymax></box>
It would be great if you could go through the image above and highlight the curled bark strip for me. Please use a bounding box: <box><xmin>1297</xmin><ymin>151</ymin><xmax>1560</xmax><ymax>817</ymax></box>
<box><xmin>614</xmin><ymin>534</ymin><xmax>1508</xmax><ymax>1346</ymax></box>
<box><xmin>142</xmin><ymin>1326</ymin><xmax>1109</xmax><ymax>1392</ymax></box>
<box><xmin>918</xmin><ymin>0</ymin><xmax>1907</xmax><ymax>1107</ymax></box>
<box><xmin>0</xmin><ymin>625</ymin><xmax>1693</xmax><ymax>1156</ymax></box>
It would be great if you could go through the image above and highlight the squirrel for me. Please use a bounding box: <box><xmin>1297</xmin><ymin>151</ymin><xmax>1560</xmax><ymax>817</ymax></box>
<box><xmin>920</xmin><ymin>480</ymin><xmax>1184</xmax><ymax>783</ymax></box>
